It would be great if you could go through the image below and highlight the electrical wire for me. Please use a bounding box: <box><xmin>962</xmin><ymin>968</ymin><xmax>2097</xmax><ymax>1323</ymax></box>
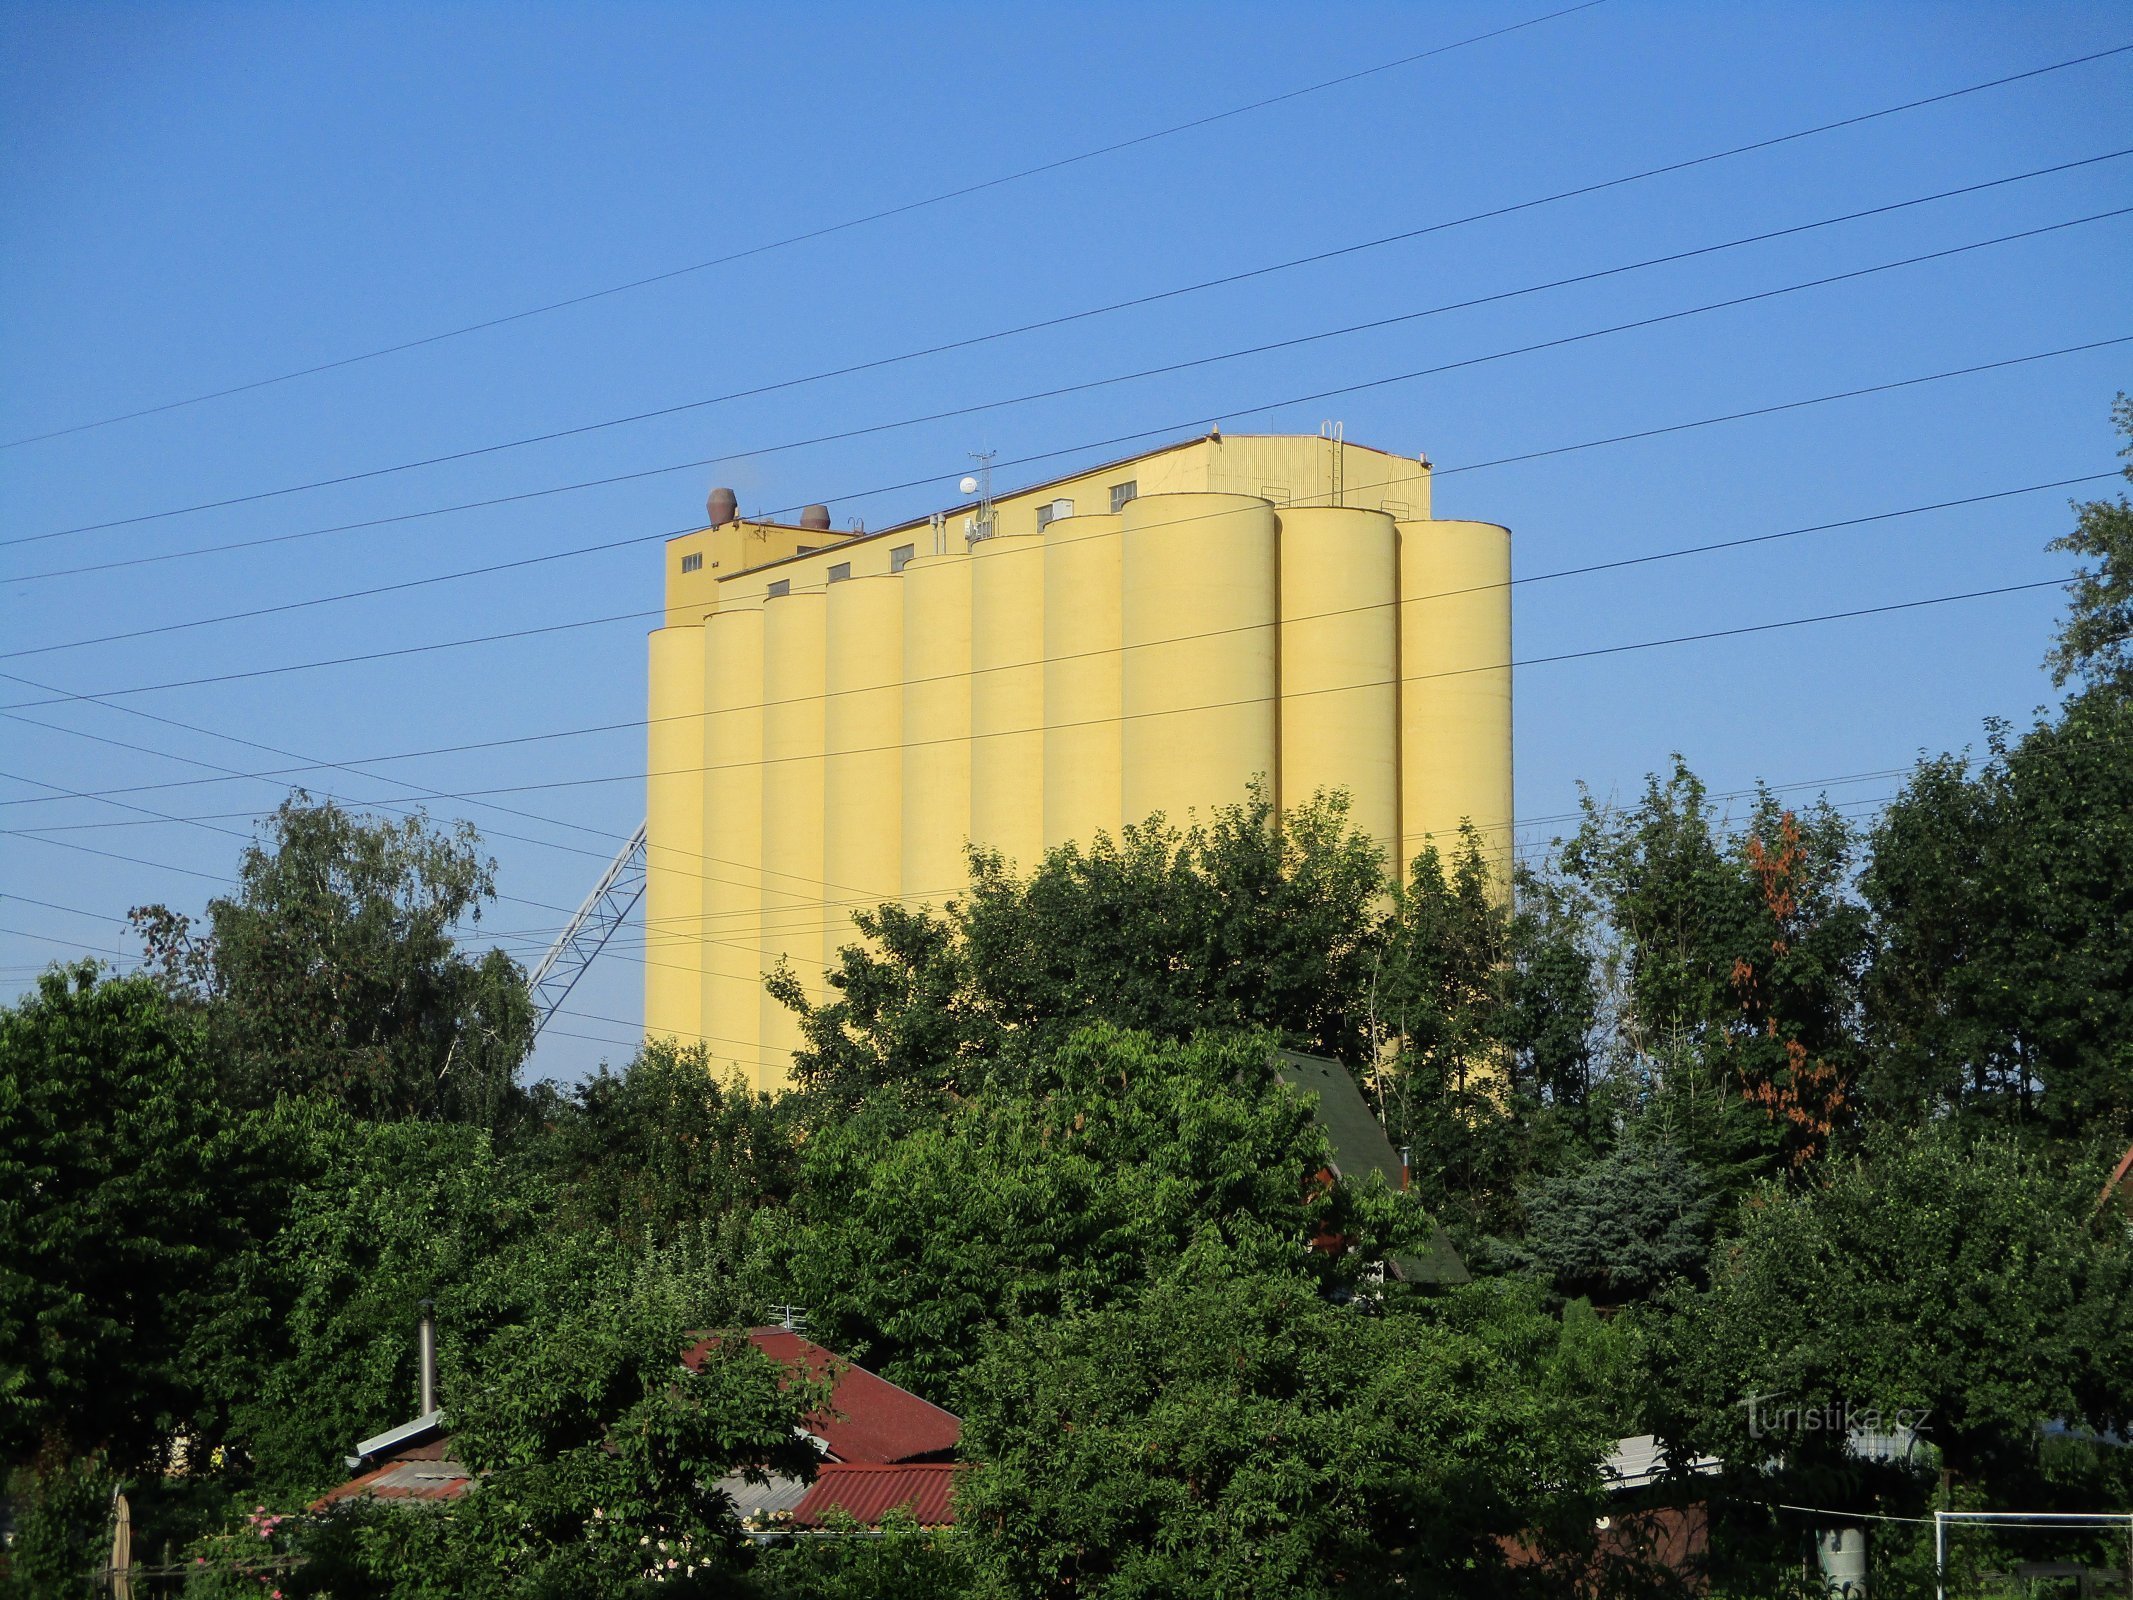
<box><xmin>9</xmin><ymin>179</ymin><xmax>2125</xmax><ymax>597</ymax></box>
<box><xmin>15</xmin><ymin>136</ymin><xmax>2124</xmax><ymax>545</ymax></box>
<box><xmin>0</xmin><ymin>564</ymin><xmax>2087</xmax><ymax>821</ymax></box>
<box><xmin>0</xmin><ymin>2</ymin><xmax>1610</xmax><ymax>451</ymax></box>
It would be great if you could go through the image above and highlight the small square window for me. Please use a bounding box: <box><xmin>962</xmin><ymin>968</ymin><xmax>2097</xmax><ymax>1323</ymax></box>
<box><xmin>1035</xmin><ymin>497</ymin><xmax>1075</xmax><ymax>531</ymax></box>
<box><xmin>890</xmin><ymin>544</ymin><xmax>916</xmax><ymax>573</ymax></box>
<box><xmin>679</xmin><ymin>552</ymin><xmax>703</xmax><ymax>574</ymax></box>
<box><xmin>767</xmin><ymin>579</ymin><xmax>790</xmax><ymax>598</ymax></box>
<box><xmin>827</xmin><ymin>562</ymin><xmax>852</xmax><ymax>583</ymax></box>
<box><xmin>796</xmin><ymin>544</ymin><xmax>819</xmax><ymax>555</ymax></box>
<box><xmin>1109</xmin><ymin>480</ymin><xmax>1137</xmax><ymax>513</ymax></box>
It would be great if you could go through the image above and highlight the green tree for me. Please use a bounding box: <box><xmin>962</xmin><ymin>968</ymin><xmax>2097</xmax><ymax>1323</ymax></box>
<box><xmin>1861</xmin><ymin>689</ymin><xmax>2133</xmax><ymax>1136</ymax></box>
<box><xmin>135</xmin><ymin>796</ymin><xmax>533</xmax><ymax>1124</ymax></box>
<box><xmin>519</xmin><ymin>1039</ymin><xmax>798</xmax><ymax>1248</ymax></box>
<box><xmin>1516</xmin><ymin>1140</ymin><xmax>1715</xmax><ymax>1305</ymax></box>
<box><xmin>2043</xmin><ymin>391</ymin><xmax>2133</xmax><ymax>693</ymax></box>
<box><xmin>758</xmin><ymin>1027</ymin><xmax>1417</xmax><ymax>1401</ymax></box>
<box><xmin>0</xmin><ymin>965</ymin><xmax>272</xmax><ymax>1475</ymax></box>
<box><xmin>957</xmin><ymin>1242</ymin><xmax>1612</xmax><ymax>1599</ymax></box>
<box><xmin>197</xmin><ymin>1103</ymin><xmax>540</xmax><ymax>1495</ymax></box>
<box><xmin>1375</xmin><ymin>830</ymin><xmax>1601</xmax><ymax>1238</ymax></box>
<box><xmin>1560</xmin><ymin>764</ymin><xmax>1865</xmax><ymax>1180</ymax></box>
<box><xmin>773</xmin><ymin>790</ymin><xmax>1390</xmax><ymax>1111</ymax></box>
<box><xmin>1659</xmin><ymin>1126</ymin><xmax>2133</xmax><ymax>1494</ymax></box>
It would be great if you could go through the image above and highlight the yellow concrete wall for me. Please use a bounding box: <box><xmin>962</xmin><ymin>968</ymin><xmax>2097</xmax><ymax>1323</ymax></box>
<box><xmin>757</xmin><ymin>591</ymin><xmax>826</xmax><ymax>1081</ymax></box>
<box><xmin>1397</xmin><ymin>518</ymin><xmax>1513</xmax><ymax>878</ymax></box>
<box><xmin>900</xmin><ymin>550</ymin><xmax>972</xmax><ymax>907</ymax></box>
<box><xmin>1121</xmin><ymin>493</ymin><xmax>1279</xmax><ymax>826</ymax></box>
<box><xmin>1042</xmin><ymin>512</ymin><xmax>1123</xmax><ymax>850</ymax></box>
<box><xmin>700</xmin><ymin>606</ymin><xmax>765</xmax><ymax>1083</ymax></box>
<box><xmin>969</xmin><ymin>533</ymin><xmax>1046</xmax><ymax>872</ymax></box>
<box><xmin>823</xmin><ymin>576</ymin><xmax>904</xmax><ymax>974</ymax></box>
<box><xmin>1278</xmin><ymin>506</ymin><xmax>1399</xmax><ymax>861</ymax></box>
<box><xmin>644</xmin><ymin>624</ymin><xmax>705</xmax><ymax>1046</ymax></box>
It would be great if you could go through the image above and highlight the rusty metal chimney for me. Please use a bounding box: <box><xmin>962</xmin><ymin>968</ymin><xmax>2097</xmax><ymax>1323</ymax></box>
<box><xmin>417</xmin><ymin>1301</ymin><xmax>437</xmax><ymax>1416</ymax></box>
<box><xmin>706</xmin><ymin>486</ymin><xmax>738</xmax><ymax>527</ymax></box>
<box><xmin>799</xmin><ymin>503</ymin><xmax>832</xmax><ymax>531</ymax></box>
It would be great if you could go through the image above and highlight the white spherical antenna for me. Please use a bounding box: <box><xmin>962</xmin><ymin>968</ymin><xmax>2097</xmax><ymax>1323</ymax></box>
<box><xmin>959</xmin><ymin>475</ymin><xmax>980</xmax><ymax>496</ymax></box>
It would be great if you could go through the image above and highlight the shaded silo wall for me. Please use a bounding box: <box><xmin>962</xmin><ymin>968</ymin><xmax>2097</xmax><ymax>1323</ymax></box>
<box><xmin>700</xmin><ymin>606</ymin><xmax>765</xmax><ymax>1083</ymax></box>
<box><xmin>970</xmin><ymin>533</ymin><xmax>1046</xmax><ymax>873</ymax></box>
<box><xmin>823</xmin><ymin>575</ymin><xmax>905</xmax><ymax>975</ymax></box>
<box><xmin>757</xmin><ymin>591</ymin><xmax>827</xmax><ymax>1078</ymax></box>
<box><xmin>1397</xmin><ymin>518</ymin><xmax>1513</xmax><ymax>881</ymax></box>
<box><xmin>1042</xmin><ymin>511</ymin><xmax>1124</xmax><ymax>851</ymax></box>
<box><xmin>644</xmin><ymin>624</ymin><xmax>705</xmax><ymax>1046</ymax></box>
<box><xmin>1122</xmin><ymin>493</ymin><xmax>1279</xmax><ymax>826</ymax></box>
<box><xmin>1277</xmin><ymin>506</ymin><xmax>1399</xmax><ymax>862</ymax></box>
<box><xmin>900</xmin><ymin>550</ymin><xmax>973</xmax><ymax>907</ymax></box>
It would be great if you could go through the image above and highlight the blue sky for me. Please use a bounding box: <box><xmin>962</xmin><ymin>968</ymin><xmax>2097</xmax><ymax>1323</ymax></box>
<box><xmin>2</xmin><ymin>0</ymin><xmax>2128</xmax><ymax>1085</ymax></box>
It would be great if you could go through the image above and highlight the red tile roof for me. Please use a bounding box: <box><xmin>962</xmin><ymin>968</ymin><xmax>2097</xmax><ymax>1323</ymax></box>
<box><xmin>681</xmin><ymin>1328</ymin><xmax>961</xmax><ymax>1465</ymax></box>
<box><xmin>790</xmin><ymin>1463</ymin><xmax>969</xmax><ymax>1529</ymax></box>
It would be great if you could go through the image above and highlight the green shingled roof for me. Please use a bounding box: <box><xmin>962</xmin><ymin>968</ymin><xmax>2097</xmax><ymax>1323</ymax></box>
<box><xmin>1270</xmin><ymin>1049</ymin><xmax>1470</xmax><ymax>1287</ymax></box>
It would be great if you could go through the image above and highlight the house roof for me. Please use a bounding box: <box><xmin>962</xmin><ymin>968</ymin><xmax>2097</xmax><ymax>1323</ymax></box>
<box><xmin>313</xmin><ymin>1434</ymin><xmax>471</xmax><ymax>1508</ymax></box>
<box><xmin>1270</xmin><ymin>1049</ymin><xmax>1470</xmax><ymax>1286</ymax></box>
<box><xmin>680</xmin><ymin>1328</ymin><xmax>963</xmax><ymax>1464</ymax></box>
<box><xmin>791</xmin><ymin>1463</ymin><xmax>969</xmax><ymax>1529</ymax></box>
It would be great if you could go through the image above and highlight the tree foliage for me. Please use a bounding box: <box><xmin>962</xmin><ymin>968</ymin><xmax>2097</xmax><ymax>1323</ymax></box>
<box><xmin>134</xmin><ymin>795</ymin><xmax>533</xmax><ymax>1123</ymax></box>
<box><xmin>0</xmin><ymin>965</ymin><xmax>272</xmax><ymax>1474</ymax></box>
<box><xmin>772</xmin><ymin>789</ymin><xmax>1388</xmax><ymax>1111</ymax></box>
<box><xmin>957</xmin><ymin>1246</ymin><xmax>1611</xmax><ymax>1599</ymax></box>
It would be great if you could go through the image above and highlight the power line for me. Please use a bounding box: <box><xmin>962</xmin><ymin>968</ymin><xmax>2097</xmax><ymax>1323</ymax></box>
<box><xmin>0</xmin><ymin>3</ymin><xmax>1610</xmax><ymax>452</ymax></box>
<box><xmin>4</xmin><ymin>203</ymin><xmax>2125</xmax><ymax>675</ymax></box>
<box><xmin>16</xmin><ymin>137</ymin><xmax>2124</xmax><ymax>547</ymax></box>
<box><xmin>0</xmin><ymin>470</ymin><xmax>2103</xmax><ymax>802</ymax></box>
<box><xmin>14</xmin><ymin>332</ymin><xmax>2118</xmax><ymax>588</ymax></box>
<box><xmin>0</xmin><ymin>567</ymin><xmax>2084</xmax><ymax>818</ymax></box>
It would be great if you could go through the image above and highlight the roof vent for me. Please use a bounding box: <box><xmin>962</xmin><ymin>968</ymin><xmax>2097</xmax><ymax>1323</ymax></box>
<box><xmin>799</xmin><ymin>504</ymin><xmax>832</xmax><ymax>531</ymax></box>
<box><xmin>707</xmin><ymin>486</ymin><xmax>738</xmax><ymax>527</ymax></box>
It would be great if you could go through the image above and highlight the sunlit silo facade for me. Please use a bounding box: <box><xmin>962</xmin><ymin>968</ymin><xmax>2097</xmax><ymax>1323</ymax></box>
<box><xmin>644</xmin><ymin>433</ymin><xmax>1510</xmax><ymax>1091</ymax></box>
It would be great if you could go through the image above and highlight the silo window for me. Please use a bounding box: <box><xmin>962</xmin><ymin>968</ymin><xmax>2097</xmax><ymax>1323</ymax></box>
<box><xmin>767</xmin><ymin>579</ymin><xmax>790</xmax><ymax>598</ymax></box>
<box><xmin>1036</xmin><ymin>498</ymin><xmax>1074</xmax><ymax>531</ymax></box>
<box><xmin>890</xmin><ymin>544</ymin><xmax>916</xmax><ymax>573</ymax></box>
<box><xmin>1109</xmin><ymin>480</ymin><xmax>1137</xmax><ymax>513</ymax></box>
<box><xmin>680</xmin><ymin>552</ymin><xmax>703</xmax><ymax>573</ymax></box>
<box><xmin>828</xmin><ymin>562</ymin><xmax>852</xmax><ymax>583</ymax></box>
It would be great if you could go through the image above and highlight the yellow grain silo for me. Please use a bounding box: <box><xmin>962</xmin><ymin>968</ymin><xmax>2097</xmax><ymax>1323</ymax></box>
<box><xmin>823</xmin><ymin>575</ymin><xmax>904</xmax><ymax>973</ymax></box>
<box><xmin>758</xmin><ymin>590</ymin><xmax>827</xmax><ymax>1074</ymax></box>
<box><xmin>1397</xmin><ymin>518</ymin><xmax>1513</xmax><ymax>879</ymax></box>
<box><xmin>1278</xmin><ymin>506</ymin><xmax>1399</xmax><ymax>861</ymax></box>
<box><xmin>1042</xmin><ymin>512</ymin><xmax>1124</xmax><ymax>850</ymax></box>
<box><xmin>900</xmin><ymin>550</ymin><xmax>972</xmax><ymax>907</ymax></box>
<box><xmin>644</xmin><ymin>625</ymin><xmax>705</xmax><ymax>1045</ymax></box>
<box><xmin>700</xmin><ymin>606</ymin><xmax>765</xmax><ymax>1080</ymax></box>
<box><xmin>1121</xmin><ymin>493</ymin><xmax>1279</xmax><ymax>827</ymax></box>
<box><xmin>969</xmin><ymin>533</ymin><xmax>1045</xmax><ymax>872</ymax></box>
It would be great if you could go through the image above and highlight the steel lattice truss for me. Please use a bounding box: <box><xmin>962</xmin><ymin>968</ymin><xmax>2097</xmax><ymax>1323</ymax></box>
<box><xmin>525</xmin><ymin>819</ymin><xmax>647</xmax><ymax>1039</ymax></box>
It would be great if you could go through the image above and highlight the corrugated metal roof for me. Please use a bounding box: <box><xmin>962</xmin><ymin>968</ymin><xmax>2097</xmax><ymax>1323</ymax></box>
<box><xmin>314</xmin><ymin>1435</ymin><xmax>471</xmax><ymax>1507</ymax></box>
<box><xmin>683</xmin><ymin>1329</ymin><xmax>962</xmax><ymax>1464</ymax></box>
<box><xmin>716</xmin><ymin>1470</ymin><xmax>810</xmax><ymax>1526</ymax></box>
<box><xmin>790</xmin><ymin>1463</ymin><xmax>968</xmax><ymax>1529</ymax></box>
